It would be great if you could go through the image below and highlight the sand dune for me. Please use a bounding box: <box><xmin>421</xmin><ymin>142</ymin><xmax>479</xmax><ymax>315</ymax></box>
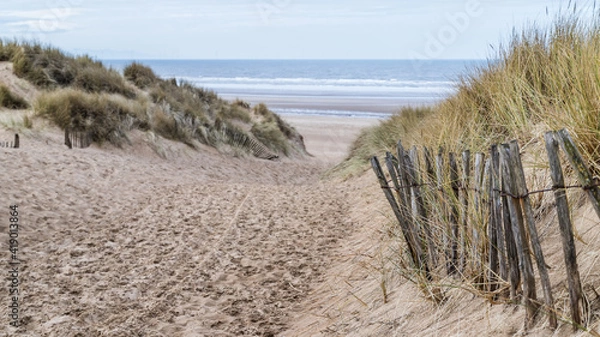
<box><xmin>4</xmin><ymin>112</ymin><xmax>593</xmax><ymax>337</ymax></box>
<box><xmin>0</xmin><ymin>115</ymin><xmax>380</xmax><ymax>336</ymax></box>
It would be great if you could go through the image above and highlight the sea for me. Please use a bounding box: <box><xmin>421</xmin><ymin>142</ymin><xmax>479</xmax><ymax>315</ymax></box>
<box><xmin>104</xmin><ymin>59</ymin><xmax>487</xmax><ymax>119</ymax></box>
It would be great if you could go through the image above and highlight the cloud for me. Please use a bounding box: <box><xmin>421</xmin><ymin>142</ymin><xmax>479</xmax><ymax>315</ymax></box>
<box><xmin>5</xmin><ymin>20</ymin><xmax>75</xmax><ymax>33</ymax></box>
<box><xmin>0</xmin><ymin>8</ymin><xmax>82</xmax><ymax>34</ymax></box>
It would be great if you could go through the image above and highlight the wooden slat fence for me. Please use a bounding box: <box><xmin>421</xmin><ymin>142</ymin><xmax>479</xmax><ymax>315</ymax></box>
<box><xmin>0</xmin><ymin>134</ymin><xmax>19</xmax><ymax>148</ymax></box>
<box><xmin>65</xmin><ymin>128</ymin><xmax>92</xmax><ymax>149</ymax></box>
<box><xmin>371</xmin><ymin>128</ymin><xmax>600</xmax><ymax>331</ymax></box>
<box><xmin>217</xmin><ymin>123</ymin><xmax>279</xmax><ymax>160</ymax></box>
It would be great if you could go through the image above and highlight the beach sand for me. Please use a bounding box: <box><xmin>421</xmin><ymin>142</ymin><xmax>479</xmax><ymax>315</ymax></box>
<box><xmin>282</xmin><ymin>115</ymin><xmax>380</xmax><ymax>163</ymax></box>
<box><xmin>3</xmin><ymin>108</ymin><xmax>571</xmax><ymax>337</ymax></box>
<box><xmin>220</xmin><ymin>94</ymin><xmax>434</xmax><ymax>115</ymax></box>
<box><xmin>0</xmin><ymin>113</ymin><xmax>379</xmax><ymax>336</ymax></box>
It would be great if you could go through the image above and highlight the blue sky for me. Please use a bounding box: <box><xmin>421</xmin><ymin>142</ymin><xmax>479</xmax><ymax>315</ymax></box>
<box><xmin>0</xmin><ymin>0</ymin><xmax>577</xmax><ymax>59</ymax></box>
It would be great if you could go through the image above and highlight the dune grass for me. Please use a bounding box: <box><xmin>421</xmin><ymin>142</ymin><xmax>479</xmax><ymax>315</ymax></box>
<box><xmin>0</xmin><ymin>41</ymin><xmax>136</xmax><ymax>98</ymax></box>
<box><xmin>348</xmin><ymin>12</ymin><xmax>600</xmax><ymax>172</ymax></box>
<box><xmin>344</xmin><ymin>8</ymin><xmax>600</xmax><ymax>333</ymax></box>
<box><xmin>35</xmin><ymin>89</ymin><xmax>148</xmax><ymax>146</ymax></box>
<box><xmin>123</xmin><ymin>62</ymin><xmax>160</xmax><ymax>88</ymax></box>
<box><xmin>121</xmin><ymin>62</ymin><xmax>303</xmax><ymax>155</ymax></box>
<box><xmin>251</xmin><ymin>103</ymin><xmax>294</xmax><ymax>155</ymax></box>
<box><xmin>0</xmin><ymin>39</ymin><xmax>305</xmax><ymax>155</ymax></box>
<box><xmin>0</xmin><ymin>85</ymin><xmax>28</xmax><ymax>109</ymax></box>
<box><xmin>0</xmin><ymin>42</ymin><xmax>306</xmax><ymax>156</ymax></box>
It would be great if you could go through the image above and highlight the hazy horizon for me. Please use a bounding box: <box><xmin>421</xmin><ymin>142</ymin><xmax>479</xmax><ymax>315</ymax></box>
<box><xmin>98</xmin><ymin>57</ymin><xmax>490</xmax><ymax>61</ymax></box>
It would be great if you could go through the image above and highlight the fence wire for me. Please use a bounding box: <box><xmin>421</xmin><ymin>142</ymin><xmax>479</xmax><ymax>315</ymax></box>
<box><xmin>382</xmin><ymin>179</ymin><xmax>600</xmax><ymax>199</ymax></box>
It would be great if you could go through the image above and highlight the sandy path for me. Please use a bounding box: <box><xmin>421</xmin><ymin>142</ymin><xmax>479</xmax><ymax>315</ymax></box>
<box><xmin>0</xmin><ymin>116</ymin><xmax>375</xmax><ymax>336</ymax></box>
<box><xmin>282</xmin><ymin>115</ymin><xmax>379</xmax><ymax>163</ymax></box>
<box><xmin>19</xmin><ymin>182</ymin><xmax>349</xmax><ymax>336</ymax></box>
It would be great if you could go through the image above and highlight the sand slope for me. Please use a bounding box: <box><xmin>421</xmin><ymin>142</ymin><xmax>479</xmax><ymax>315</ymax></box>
<box><xmin>0</xmin><ymin>115</ymin><xmax>380</xmax><ymax>336</ymax></box>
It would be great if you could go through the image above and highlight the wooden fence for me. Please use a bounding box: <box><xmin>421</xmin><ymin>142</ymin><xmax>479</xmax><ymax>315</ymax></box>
<box><xmin>65</xmin><ymin>128</ymin><xmax>92</xmax><ymax>149</ymax></box>
<box><xmin>217</xmin><ymin>124</ymin><xmax>279</xmax><ymax>160</ymax></box>
<box><xmin>0</xmin><ymin>134</ymin><xmax>19</xmax><ymax>148</ymax></box>
<box><xmin>371</xmin><ymin>128</ymin><xmax>600</xmax><ymax>330</ymax></box>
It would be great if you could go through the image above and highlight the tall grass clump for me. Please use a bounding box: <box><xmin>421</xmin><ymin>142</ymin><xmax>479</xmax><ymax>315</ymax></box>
<box><xmin>0</xmin><ymin>40</ymin><xmax>135</xmax><ymax>97</ymax></box>
<box><xmin>35</xmin><ymin>89</ymin><xmax>147</xmax><ymax>145</ymax></box>
<box><xmin>123</xmin><ymin>62</ymin><xmax>159</xmax><ymax>88</ymax></box>
<box><xmin>250</xmin><ymin>103</ymin><xmax>300</xmax><ymax>155</ymax></box>
<box><xmin>73</xmin><ymin>66</ymin><xmax>136</xmax><ymax>98</ymax></box>
<box><xmin>348</xmin><ymin>10</ymin><xmax>600</xmax><ymax>172</ymax></box>
<box><xmin>0</xmin><ymin>85</ymin><xmax>28</xmax><ymax>109</ymax></box>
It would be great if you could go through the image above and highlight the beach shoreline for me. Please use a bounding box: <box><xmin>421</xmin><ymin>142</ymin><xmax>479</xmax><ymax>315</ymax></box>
<box><xmin>219</xmin><ymin>93</ymin><xmax>439</xmax><ymax>116</ymax></box>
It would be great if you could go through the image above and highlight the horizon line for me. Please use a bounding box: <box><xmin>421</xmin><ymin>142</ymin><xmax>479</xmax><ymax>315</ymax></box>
<box><xmin>100</xmin><ymin>58</ymin><xmax>491</xmax><ymax>61</ymax></box>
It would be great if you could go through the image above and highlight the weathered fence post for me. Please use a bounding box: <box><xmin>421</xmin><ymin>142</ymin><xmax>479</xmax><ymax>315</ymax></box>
<box><xmin>488</xmin><ymin>145</ymin><xmax>504</xmax><ymax>294</ymax></box>
<box><xmin>500</xmin><ymin>143</ymin><xmax>539</xmax><ymax>324</ymax></box>
<box><xmin>556</xmin><ymin>128</ymin><xmax>600</xmax><ymax>219</ymax></box>
<box><xmin>473</xmin><ymin>153</ymin><xmax>486</xmax><ymax>279</ymax></box>
<box><xmin>424</xmin><ymin>146</ymin><xmax>442</xmax><ymax>272</ymax></box>
<box><xmin>13</xmin><ymin>134</ymin><xmax>19</xmax><ymax>148</ymax></box>
<box><xmin>372</xmin><ymin>155</ymin><xmax>426</xmax><ymax>277</ymax></box>
<box><xmin>65</xmin><ymin>128</ymin><xmax>72</xmax><ymax>149</ymax></box>
<box><xmin>472</xmin><ymin>152</ymin><xmax>490</xmax><ymax>266</ymax></box>
<box><xmin>385</xmin><ymin>150</ymin><xmax>411</xmax><ymax>231</ymax></box>
<box><xmin>449</xmin><ymin>152</ymin><xmax>460</xmax><ymax>276</ymax></box>
<box><xmin>397</xmin><ymin>141</ymin><xmax>413</xmax><ymax>214</ymax></box>
<box><xmin>509</xmin><ymin>140</ymin><xmax>557</xmax><ymax>328</ymax></box>
<box><xmin>424</xmin><ymin>147</ymin><xmax>436</xmax><ymax>186</ymax></box>
<box><xmin>385</xmin><ymin>152</ymin><xmax>401</xmax><ymax>196</ymax></box>
<box><xmin>407</xmin><ymin>147</ymin><xmax>437</xmax><ymax>271</ymax></box>
<box><xmin>460</xmin><ymin>150</ymin><xmax>471</xmax><ymax>275</ymax></box>
<box><xmin>484</xmin><ymin>156</ymin><xmax>498</xmax><ymax>292</ymax></box>
<box><xmin>545</xmin><ymin>132</ymin><xmax>586</xmax><ymax>328</ymax></box>
<box><xmin>495</xmin><ymin>145</ymin><xmax>520</xmax><ymax>300</ymax></box>
<box><xmin>436</xmin><ymin>147</ymin><xmax>453</xmax><ymax>276</ymax></box>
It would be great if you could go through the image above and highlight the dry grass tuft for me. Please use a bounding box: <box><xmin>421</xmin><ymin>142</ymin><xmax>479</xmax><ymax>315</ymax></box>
<box><xmin>35</xmin><ymin>89</ymin><xmax>146</xmax><ymax>146</ymax></box>
<box><xmin>0</xmin><ymin>85</ymin><xmax>28</xmax><ymax>109</ymax></box>
<box><xmin>123</xmin><ymin>62</ymin><xmax>159</xmax><ymax>89</ymax></box>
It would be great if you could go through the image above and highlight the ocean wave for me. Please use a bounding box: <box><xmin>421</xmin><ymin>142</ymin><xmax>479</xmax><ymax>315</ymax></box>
<box><xmin>177</xmin><ymin>76</ymin><xmax>455</xmax><ymax>96</ymax></box>
<box><xmin>177</xmin><ymin>76</ymin><xmax>455</xmax><ymax>89</ymax></box>
<box><xmin>271</xmin><ymin>108</ymin><xmax>390</xmax><ymax>119</ymax></box>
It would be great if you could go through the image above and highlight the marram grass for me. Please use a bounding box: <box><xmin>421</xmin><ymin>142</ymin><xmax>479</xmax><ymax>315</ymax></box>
<box><xmin>0</xmin><ymin>40</ymin><xmax>305</xmax><ymax>156</ymax></box>
<box><xmin>348</xmin><ymin>12</ymin><xmax>600</xmax><ymax>173</ymax></box>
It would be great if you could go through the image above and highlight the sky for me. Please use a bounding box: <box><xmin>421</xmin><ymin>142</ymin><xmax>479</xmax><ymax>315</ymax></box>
<box><xmin>0</xmin><ymin>0</ymin><xmax>584</xmax><ymax>60</ymax></box>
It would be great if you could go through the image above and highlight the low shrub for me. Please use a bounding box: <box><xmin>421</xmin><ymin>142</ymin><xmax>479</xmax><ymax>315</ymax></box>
<box><xmin>0</xmin><ymin>85</ymin><xmax>28</xmax><ymax>109</ymax></box>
